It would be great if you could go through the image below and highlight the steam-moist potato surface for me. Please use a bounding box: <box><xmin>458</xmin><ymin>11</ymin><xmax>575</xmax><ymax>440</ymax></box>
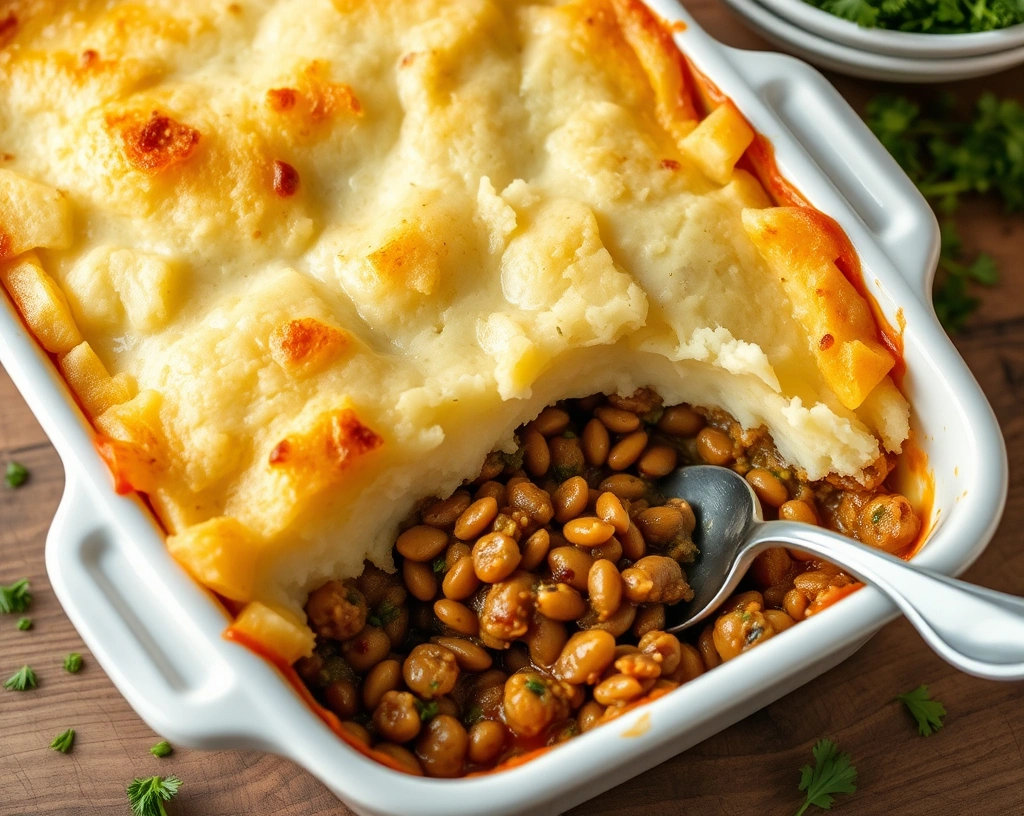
<box><xmin>0</xmin><ymin>0</ymin><xmax>908</xmax><ymax>631</ymax></box>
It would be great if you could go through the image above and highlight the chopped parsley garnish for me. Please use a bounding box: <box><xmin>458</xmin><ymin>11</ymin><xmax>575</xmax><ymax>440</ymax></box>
<box><xmin>414</xmin><ymin>699</ymin><xmax>439</xmax><ymax>721</ymax></box>
<box><xmin>64</xmin><ymin>652</ymin><xmax>83</xmax><ymax>673</ymax></box>
<box><xmin>463</xmin><ymin>704</ymin><xmax>484</xmax><ymax>726</ymax></box>
<box><xmin>16</xmin><ymin>617</ymin><xmax>31</xmax><ymax>631</ymax></box>
<box><xmin>794</xmin><ymin>739</ymin><xmax>858</xmax><ymax>816</ymax></box>
<box><xmin>150</xmin><ymin>740</ymin><xmax>173</xmax><ymax>758</ymax></box>
<box><xmin>4</xmin><ymin>664</ymin><xmax>37</xmax><ymax>691</ymax></box>
<box><xmin>500</xmin><ymin>438</ymin><xmax>524</xmax><ymax>472</ymax></box>
<box><xmin>372</xmin><ymin>599</ymin><xmax>402</xmax><ymax>628</ymax></box>
<box><xmin>432</xmin><ymin>556</ymin><xmax>447</xmax><ymax>574</ymax></box>
<box><xmin>642</xmin><ymin>406</ymin><xmax>665</xmax><ymax>425</ymax></box>
<box><xmin>806</xmin><ymin>0</ymin><xmax>1024</xmax><ymax>33</ymax></box>
<box><xmin>871</xmin><ymin>505</ymin><xmax>887</xmax><ymax>524</ymax></box>
<box><xmin>551</xmin><ymin>464</ymin><xmax>581</xmax><ymax>482</ymax></box>
<box><xmin>897</xmin><ymin>684</ymin><xmax>946</xmax><ymax>736</ymax></box>
<box><xmin>525</xmin><ymin>677</ymin><xmax>546</xmax><ymax>696</ymax></box>
<box><xmin>4</xmin><ymin>460</ymin><xmax>28</xmax><ymax>488</ymax></box>
<box><xmin>0</xmin><ymin>578</ymin><xmax>31</xmax><ymax>614</ymax></box>
<box><xmin>50</xmin><ymin>728</ymin><xmax>75</xmax><ymax>753</ymax></box>
<box><xmin>127</xmin><ymin>775</ymin><xmax>182</xmax><ymax>816</ymax></box>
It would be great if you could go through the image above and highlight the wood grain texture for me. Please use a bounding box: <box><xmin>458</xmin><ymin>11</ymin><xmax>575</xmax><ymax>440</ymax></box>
<box><xmin>1</xmin><ymin>3</ymin><xmax>1022</xmax><ymax>813</ymax></box>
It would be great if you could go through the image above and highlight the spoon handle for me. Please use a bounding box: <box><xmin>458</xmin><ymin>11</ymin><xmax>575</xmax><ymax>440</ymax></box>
<box><xmin>751</xmin><ymin>521</ymin><xmax>1024</xmax><ymax>681</ymax></box>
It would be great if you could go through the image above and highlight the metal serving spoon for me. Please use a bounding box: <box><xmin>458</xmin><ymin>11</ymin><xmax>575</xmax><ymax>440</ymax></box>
<box><xmin>663</xmin><ymin>465</ymin><xmax>1024</xmax><ymax>681</ymax></box>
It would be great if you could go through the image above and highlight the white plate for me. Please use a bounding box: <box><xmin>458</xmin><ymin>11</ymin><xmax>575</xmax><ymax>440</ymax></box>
<box><xmin>722</xmin><ymin>0</ymin><xmax>1024</xmax><ymax>80</ymax></box>
<box><xmin>0</xmin><ymin>3</ymin><xmax>1008</xmax><ymax>815</ymax></box>
<box><xmin>757</xmin><ymin>0</ymin><xmax>1024</xmax><ymax>58</ymax></box>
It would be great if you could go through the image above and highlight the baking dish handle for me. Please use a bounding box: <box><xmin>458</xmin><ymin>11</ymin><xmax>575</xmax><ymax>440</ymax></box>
<box><xmin>44</xmin><ymin>472</ymin><xmax>268</xmax><ymax>749</ymax></box>
<box><xmin>725</xmin><ymin>48</ymin><xmax>940</xmax><ymax>301</ymax></box>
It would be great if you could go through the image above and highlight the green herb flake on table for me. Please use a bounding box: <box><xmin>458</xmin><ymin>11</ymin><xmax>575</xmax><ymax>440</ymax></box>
<box><xmin>4</xmin><ymin>460</ymin><xmax>28</xmax><ymax>488</ymax></box>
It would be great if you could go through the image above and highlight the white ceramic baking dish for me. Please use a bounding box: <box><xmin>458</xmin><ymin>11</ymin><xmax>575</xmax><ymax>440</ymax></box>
<box><xmin>0</xmin><ymin>2</ymin><xmax>1007</xmax><ymax>814</ymax></box>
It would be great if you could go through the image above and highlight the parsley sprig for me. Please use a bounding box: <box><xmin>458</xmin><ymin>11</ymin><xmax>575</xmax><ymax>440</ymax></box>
<box><xmin>64</xmin><ymin>652</ymin><xmax>83</xmax><ymax>673</ymax></box>
<box><xmin>806</xmin><ymin>0</ymin><xmax>1024</xmax><ymax>33</ymax></box>
<box><xmin>50</xmin><ymin>728</ymin><xmax>75</xmax><ymax>753</ymax></box>
<box><xmin>0</xmin><ymin>578</ymin><xmax>32</xmax><ymax>614</ymax></box>
<box><xmin>794</xmin><ymin>739</ymin><xmax>858</xmax><ymax>815</ymax></box>
<box><xmin>127</xmin><ymin>775</ymin><xmax>182</xmax><ymax>816</ymax></box>
<box><xmin>897</xmin><ymin>684</ymin><xmax>947</xmax><ymax>735</ymax></box>
<box><xmin>4</xmin><ymin>664</ymin><xmax>37</xmax><ymax>691</ymax></box>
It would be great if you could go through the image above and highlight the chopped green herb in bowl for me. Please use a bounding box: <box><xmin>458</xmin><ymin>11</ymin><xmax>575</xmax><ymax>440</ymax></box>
<box><xmin>805</xmin><ymin>0</ymin><xmax>1024</xmax><ymax>32</ymax></box>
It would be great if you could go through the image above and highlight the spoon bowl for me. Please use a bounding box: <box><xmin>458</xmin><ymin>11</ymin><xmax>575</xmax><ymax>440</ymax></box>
<box><xmin>662</xmin><ymin>465</ymin><xmax>765</xmax><ymax>632</ymax></box>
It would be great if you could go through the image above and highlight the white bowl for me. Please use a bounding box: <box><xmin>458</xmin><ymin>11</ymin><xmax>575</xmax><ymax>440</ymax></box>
<box><xmin>721</xmin><ymin>0</ymin><xmax>1024</xmax><ymax>80</ymax></box>
<box><xmin>0</xmin><ymin>3</ymin><xmax>1008</xmax><ymax>815</ymax></box>
<box><xmin>758</xmin><ymin>0</ymin><xmax>1024</xmax><ymax>57</ymax></box>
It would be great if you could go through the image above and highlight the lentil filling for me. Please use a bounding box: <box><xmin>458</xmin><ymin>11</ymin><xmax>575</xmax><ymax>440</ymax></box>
<box><xmin>297</xmin><ymin>389</ymin><xmax>921</xmax><ymax>777</ymax></box>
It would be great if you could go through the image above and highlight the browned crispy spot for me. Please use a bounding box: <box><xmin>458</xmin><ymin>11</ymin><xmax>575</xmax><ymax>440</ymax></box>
<box><xmin>266</xmin><ymin>61</ymin><xmax>362</xmax><ymax>126</ymax></box>
<box><xmin>819</xmin><ymin>334</ymin><xmax>835</xmax><ymax>351</ymax></box>
<box><xmin>660</xmin><ymin>158</ymin><xmax>680</xmax><ymax>171</ymax></box>
<box><xmin>272</xmin><ymin>160</ymin><xmax>300</xmax><ymax>197</ymax></box>
<box><xmin>269</xmin><ymin>408</ymin><xmax>382</xmax><ymax>471</ymax></box>
<box><xmin>268</xmin><ymin>439</ymin><xmax>291</xmax><ymax>465</ymax></box>
<box><xmin>0</xmin><ymin>232</ymin><xmax>12</xmax><ymax>260</ymax></box>
<box><xmin>266</xmin><ymin>87</ymin><xmax>297</xmax><ymax>112</ymax></box>
<box><xmin>368</xmin><ymin>227</ymin><xmax>441</xmax><ymax>296</ymax></box>
<box><xmin>108</xmin><ymin>110</ymin><xmax>200</xmax><ymax>173</ymax></box>
<box><xmin>0</xmin><ymin>12</ymin><xmax>17</xmax><ymax>48</ymax></box>
<box><xmin>80</xmin><ymin>49</ymin><xmax>99</xmax><ymax>69</ymax></box>
<box><xmin>269</xmin><ymin>317</ymin><xmax>348</xmax><ymax>374</ymax></box>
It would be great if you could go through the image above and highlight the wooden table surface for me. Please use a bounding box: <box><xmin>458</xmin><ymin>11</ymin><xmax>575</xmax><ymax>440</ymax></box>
<box><xmin>1</xmin><ymin>3</ymin><xmax>1022</xmax><ymax>814</ymax></box>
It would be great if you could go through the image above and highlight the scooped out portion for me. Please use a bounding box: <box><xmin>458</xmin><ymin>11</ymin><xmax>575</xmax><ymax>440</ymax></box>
<box><xmin>0</xmin><ymin>0</ymin><xmax>911</xmax><ymax>663</ymax></box>
<box><xmin>291</xmin><ymin>390</ymin><xmax>920</xmax><ymax>777</ymax></box>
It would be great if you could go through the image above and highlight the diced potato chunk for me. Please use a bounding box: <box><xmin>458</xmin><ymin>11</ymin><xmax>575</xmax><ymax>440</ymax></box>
<box><xmin>0</xmin><ymin>169</ymin><xmax>72</xmax><ymax>258</ymax></box>
<box><xmin>96</xmin><ymin>389</ymin><xmax>163</xmax><ymax>446</ymax></box>
<box><xmin>167</xmin><ymin>516</ymin><xmax>258</xmax><ymax>602</ymax></box>
<box><xmin>0</xmin><ymin>253</ymin><xmax>82</xmax><ymax>353</ymax></box>
<box><xmin>725</xmin><ymin>169</ymin><xmax>773</xmax><ymax>210</ymax></box>
<box><xmin>858</xmin><ymin>376</ymin><xmax>910</xmax><ymax>454</ymax></box>
<box><xmin>682</xmin><ymin>103</ymin><xmax>754</xmax><ymax>186</ymax></box>
<box><xmin>58</xmin><ymin>341</ymin><xmax>134</xmax><ymax>417</ymax></box>
<box><xmin>229</xmin><ymin>601</ymin><xmax>315</xmax><ymax>664</ymax></box>
<box><xmin>95</xmin><ymin>390</ymin><xmax>166</xmax><ymax>494</ymax></box>
<box><xmin>742</xmin><ymin>207</ymin><xmax>894</xmax><ymax>409</ymax></box>
<box><xmin>64</xmin><ymin>246</ymin><xmax>181</xmax><ymax>332</ymax></box>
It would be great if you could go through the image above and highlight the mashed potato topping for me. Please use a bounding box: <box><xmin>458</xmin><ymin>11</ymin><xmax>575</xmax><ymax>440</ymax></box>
<box><xmin>0</xmin><ymin>0</ymin><xmax>908</xmax><ymax>652</ymax></box>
